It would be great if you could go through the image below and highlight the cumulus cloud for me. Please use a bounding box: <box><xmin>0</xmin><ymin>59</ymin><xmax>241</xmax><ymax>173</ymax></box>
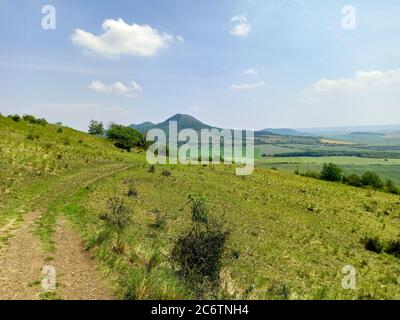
<box><xmin>230</xmin><ymin>14</ymin><xmax>251</xmax><ymax>37</ymax></box>
<box><xmin>312</xmin><ymin>69</ymin><xmax>400</xmax><ymax>92</ymax></box>
<box><xmin>230</xmin><ymin>81</ymin><xmax>266</xmax><ymax>91</ymax></box>
<box><xmin>243</xmin><ymin>69</ymin><xmax>258</xmax><ymax>75</ymax></box>
<box><xmin>89</xmin><ymin>80</ymin><xmax>142</xmax><ymax>97</ymax></box>
<box><xmin>71</xmin><ymin>18</ymin><xmax>179</xmax><ymax>58</ymax></box>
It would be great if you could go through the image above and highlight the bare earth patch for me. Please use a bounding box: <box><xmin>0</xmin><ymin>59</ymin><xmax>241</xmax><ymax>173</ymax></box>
<box><xmin>0</xmin><ymin>211</ymin><xmax>44</xmax><ymax>300</ymax></box>
<box><xmin>53</xmin><ymin>218</ymin><xmax>113</xmax><ymax>300</ymax></box>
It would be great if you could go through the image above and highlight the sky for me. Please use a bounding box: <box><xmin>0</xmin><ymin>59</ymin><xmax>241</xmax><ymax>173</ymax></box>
<box><xmin>1</xmin><ymin>0</ymin><xmax>400</xmax><ymax>131</ymax></box>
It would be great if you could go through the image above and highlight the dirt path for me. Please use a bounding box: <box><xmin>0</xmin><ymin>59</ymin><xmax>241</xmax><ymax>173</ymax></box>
<box><xmin>52</xmin><ymin>218</ymin><xmax>112</xmax><ymax>300</ymax></box>
<box><xmin>0</xmin><ymin>211</ymin><xmax>44</xmax><ymax>300</ymax></box>
<box><xmin>0</xmin><ymin>165</ymin><xmax>135</xmax><ymax>300</ymax></box>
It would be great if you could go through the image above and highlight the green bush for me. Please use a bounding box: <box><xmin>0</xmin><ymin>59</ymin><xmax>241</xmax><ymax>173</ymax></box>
<box><xmin>361</xmin><ymin>236</ymin><xmax>383</xmax><ymax>253</ymax></box>
<box><xmin>385</xmin><ymin>240</ymin><xmax>400</xmax><ymax>258</ymax></box>
<box><xmin>100</xmin><ymin>196</ymin><xmax>132</xmax><ymax>232</ymax></box>
<box><xmin>385</xmin><ymin>180</ymin><xmax>399</xmax><ymax>194</ymax></box>
<box><xmin>171</xmin><ymin>195</ymin><xmax>228</xmax><ymax>295</ymax></box>
<box><xmin>106</xmin><ymin>124</ymin><xmax>144</xmax><ymax>151</ymax></box>
<box><xmin>8</xmin><ymin>114</ymin><xmax>21</xmax><ymax>122</ymax></box>
<box><xmin>320</xmin><ymin>163</ymin><xmax>342</xmax><ymax>182</ymax></box>
<box><xmin>22</xmin><ymin>114</ymin><xmax>48</xmax><ymax>126</ymax></box>
<box><xmin>361</xmin><ymin>171</ymin><xmax>384</xmax><ymax>189</ymax></box>
<box><xmin>343</xmin><ymin>174</ymin><xmax>363</xmax><ymax>187</ymax></box>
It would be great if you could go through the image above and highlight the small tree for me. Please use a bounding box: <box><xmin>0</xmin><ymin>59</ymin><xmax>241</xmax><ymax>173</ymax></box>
<box><xmin>320</xmin><ymin>163</ymin><xmax>342</xmax><ymax>182</ymax></box>
<box><xmin>106</xmin><ymin>124</ymin><xmax>143</xmax><ymax>151</ymax></box>
<box><xmin>88</xmin><ymin>120</ymin><xmax>104</xmax><ymax>135</ymax></box>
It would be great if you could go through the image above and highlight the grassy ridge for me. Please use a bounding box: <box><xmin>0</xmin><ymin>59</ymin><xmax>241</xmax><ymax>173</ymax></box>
<box><xmin>1</xmin><ymin>115</ymin><xmax>400</xmax><ymax>300</ymax></box>
<box><xmin>61</xmin><ymin>162</ymin><xmax>400</xmax><ymax>299</ymax></box>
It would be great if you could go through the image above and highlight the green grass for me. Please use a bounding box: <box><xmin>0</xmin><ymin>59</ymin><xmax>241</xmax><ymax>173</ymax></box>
<box><xmin>1</xmin><ymin>114</ymin><xmax>400</xmax><ymax>300</ymax></box>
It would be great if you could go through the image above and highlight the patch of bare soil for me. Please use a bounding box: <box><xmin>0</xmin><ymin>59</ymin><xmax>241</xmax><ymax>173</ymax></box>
<box><xmin>0</xmin><ymin>211</ymin><xmax>44</xmax><ymax>300</ymax></box>
<box><xmin>53</xmin><ymin>218</ymin><xmax>113</xmax><ymax>300</ymax></box>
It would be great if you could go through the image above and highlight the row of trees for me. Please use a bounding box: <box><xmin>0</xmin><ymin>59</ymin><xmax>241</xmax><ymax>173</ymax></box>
<box><xmin>88</xmin><ymin>120</ymin><xmax>147</xmax><ymax>152</ymax></box>
<box><xmin>299</xmin><ymin>163</ymin><xmax>399</xmax><ymax>195</ymax></box>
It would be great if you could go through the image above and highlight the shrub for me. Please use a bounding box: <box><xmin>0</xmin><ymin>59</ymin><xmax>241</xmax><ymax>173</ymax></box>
<box><xmin>106</xmin><ymin>124</ymin><xmax>144</xmax><ymax>151</ymax></box>
<box><xmin>99</xmin><ymin>196</ymin><xmax>132</xmax><ymax>232</ymax></box>
<box><xmin>343</xmin><ymin>174</ymin><xmax>363</xmax><ymax>187</ymax></box>
<box><xmin>127</xmin><ymin>182</ymin><xmax>138</xmax><ymax>197</ymax></box>
<box><xmin>8</xmin><ymin>114</ymin><xmax>21</xmax><ymax>122</ymax></box>
<box><xmin>171</xmin><ymin>194</ymin><xmax>229</xmax><ymax>295</ymax></box>
<box><xmin>88</xmin><ymin>120</ymin><xmax>104</xmax><ymax>136</ymax></box>
<box><xmin>188</xmin><ymin>193</ymin><xmax>208</xmax><ymax>224</ymax></box>
<box><xmin>22</xmin><ymin>114</ymin><xmax>48</xmax><ymax>126</ymax></box>
<box><xmin>320</xmin><ymin>163</ymin><xmax>342</xmax><ymax>182</ymax></box>
<box><xmin>385</xmin><ymin>180</ymin><xmax>399</xmax><ymax>194</ymax></box>
<box><xmin>385</xmin><ymin>240</ymin><xmax>400</xmax><ymax>258</ymax></box>
<box><xmin>361</xmin><ymin>236</ymin><xmax>383</xmax><ymax>253</ymax></box>
<box><xmin>361</xmin><ymin>171</ymin><xmax>384</xmax><ymax>189</ymax></box>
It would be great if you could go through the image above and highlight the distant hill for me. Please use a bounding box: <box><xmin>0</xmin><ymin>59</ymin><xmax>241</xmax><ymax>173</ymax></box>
<box><xmin>130</xmin><ymin>114</ymin><xmax>218</xmax><ymax>133</ymax></box>
<box><xmin>350</xmin><ymin>132</ymin><xmax>386</xmax><ymax>136</ymax></box>
<box><xmin>259</xmin><ymin>128</ymin><xmax>305</xmax><ymax>136</ymax></box>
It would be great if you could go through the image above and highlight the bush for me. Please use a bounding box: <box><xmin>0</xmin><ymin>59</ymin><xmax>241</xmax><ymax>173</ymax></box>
<box><xmin>127</xmin><ymin>182</ymin><xmax>138</xmax><ymax>197</ymax></box>
<box><xmin>361</xmin><ymin>171</ymin><xmax>384</xmax><ymax>189</ymax></box>
<box><xmin>88</xmin><ymin>120</ymin><xmax>104</xmax><ymax>135</ymax></box>
<box><xmin>8</xmin><ymin>114</ymin><xmax>21</xmax><ymax>122</ymax></box>
<box><xmin>22</xmin><ymin>114</ymin><xmax>48</xmax><ymax>126</ymax></box>
<box><xmin>171</xmin><ymin>195</ymin><xmax>228</xmax><ymax>295</ymax></box>
<box><xmin>106</xmin><ymin>124</ymin><xmax>144</xmax><ymax>151</ymax></box>
<box><xmin>361</xmin><ymin>236</ymin><xmax>383</xmax><ymax>253</ymax></box>
<box><xmin>343</xmin><ymin>174</ymin><xmax>363</xmax><ymax>187</ymax></box>
<box><xmin>320</xmin><ymin>163</ymin><xmax>342</xmax><ymax>182</ymax></box>
<box><xmin>100</xmin><ymin>196</ymin><xmax>132</xmax><ymax>232</ymax></box>
<box><xmin>188</xmin><ymin>193</ymin><xmax>208</xmax><ymax>224</ymax></box>
<box><xmin>385</xmin><ymin>240</ymin><xmax>400</xmax><ymax>258</ymax></box>
<box><xmin>385</xmin><ymin>180</ymin><xmax>399</xmax><ymax>194</ymax></box>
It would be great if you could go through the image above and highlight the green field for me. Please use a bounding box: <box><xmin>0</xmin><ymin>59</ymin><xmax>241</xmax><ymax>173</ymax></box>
<box><xmin>1</xmin><ymin>115</ymin><xmax>400</xmax><ymax>300</ymax></box>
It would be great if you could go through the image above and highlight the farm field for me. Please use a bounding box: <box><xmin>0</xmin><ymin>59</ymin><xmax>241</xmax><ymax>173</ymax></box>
<box><xmin>255</xmin><ymin>132</ymin><xmax>400</xmax><ymax>186</ymax></box>
<box><xmin>1</xmin><ymin>115</ymin><xmax>400</xmax><ymax>300</ymax></box>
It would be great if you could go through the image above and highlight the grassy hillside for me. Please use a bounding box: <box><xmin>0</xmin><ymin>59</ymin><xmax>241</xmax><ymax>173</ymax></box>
<box><xmin>1</xmin><ymin>114</ymin><xmax>400</xmax><ymax>300</ymax></box>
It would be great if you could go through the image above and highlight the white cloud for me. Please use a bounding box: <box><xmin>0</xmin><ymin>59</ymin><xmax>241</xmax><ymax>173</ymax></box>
<box><xmin>89</xmin><ymin>80</ymin><xmax>142</xmax><ymax>97</ymax></box>
<box><xmin>230</xmin><ymin>14</ymin><xmax>251</xmax><ymax>37</ymax></box>
<box><xmin>71</xmin><ymin>18</ymin><xmax>178</xmax><ymax>58</ymax></box>
<box><xmin>243</xmin><ymin>69</ymin><xmax>258</xmax><ymax>75</ymax></box>
<box><xmin>21</xmin><ymin>103</ymin><xmax>135</xmax><ymax>132</ymax></box>
<box><xmin>230</xmin><ymin>81</ymin><xmax>266</xmax><ymax>91</ymax></box>
<box><xmin>312</xmin><ymin>69</ymin><xmax>400</xmax><ymax>92</ymax></box>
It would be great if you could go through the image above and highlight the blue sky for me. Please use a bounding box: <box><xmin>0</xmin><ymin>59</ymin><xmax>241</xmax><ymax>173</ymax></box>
<box><xmin>1</xmin><ymin>0</ymin><xmax>400</xmax><ymax>131</ymax></box>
